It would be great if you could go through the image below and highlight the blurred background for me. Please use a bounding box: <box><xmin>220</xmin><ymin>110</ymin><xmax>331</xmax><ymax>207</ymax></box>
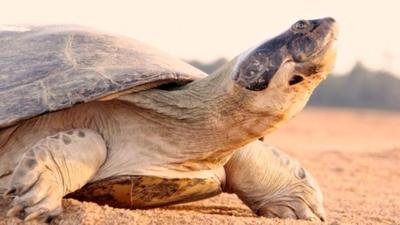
<box><xmin>1</xmin><ymin>0</ymin><xmax>400</xmax><ymax>110</ymax></box>
<box><xmin>1</xmin><ymin>1</ymin><xmax>399</xmax><ymax>224</ymax></box>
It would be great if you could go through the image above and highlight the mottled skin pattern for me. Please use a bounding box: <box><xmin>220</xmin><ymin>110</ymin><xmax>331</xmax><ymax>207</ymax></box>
<box><xmin>68</xmin><ymin>175</ymin><xmax>222</xmax><ymax>209</ymax></box>
<box><xmin>0</xmin><ymin>18</ymin><xmax>337</xmax><ymax>222</ymax></box>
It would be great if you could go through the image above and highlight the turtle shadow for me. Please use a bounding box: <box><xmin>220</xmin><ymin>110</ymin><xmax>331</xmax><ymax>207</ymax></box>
<box><xmin>162</xmin><ymin>204</ymin><xmax>256</xmax><ymax>217</ymax></box>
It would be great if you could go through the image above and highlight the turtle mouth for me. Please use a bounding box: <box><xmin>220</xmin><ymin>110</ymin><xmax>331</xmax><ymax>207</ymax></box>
<box><xmin>290</xmin><ymin>35</ymin><xmax>337</xmax><ymax>82</ymax></box>
<box><xmin>295</xmin><ymin>17</ymin><xmax>338</xmax><ymax>64</ymax></box>
<box><xmin>315</xmin><ymin>37</ymin><xmax>337</xmax><ymax>72</ymax></box>
<box><xmin>300</xmin><ymin>21</ymin><xmax>338</xmax><ymax>78</ymax></box>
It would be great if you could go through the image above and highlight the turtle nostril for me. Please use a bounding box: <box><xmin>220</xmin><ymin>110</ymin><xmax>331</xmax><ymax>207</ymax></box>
<box><xmin>326</xmin><ymin>17</ymin><xmax>336</xmax><ymax>23</ymax></box>
<box><xmin>289</xmin><ymin>75</ymin><xmax>304</xmax><ymax>86</ymax></box>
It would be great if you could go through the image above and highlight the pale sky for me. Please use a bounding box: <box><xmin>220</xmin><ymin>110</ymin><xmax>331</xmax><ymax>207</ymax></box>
<box><xmin>1</xmin><ymin>0</ymin><xmax>400</xmax><ymax>75</ymax></box>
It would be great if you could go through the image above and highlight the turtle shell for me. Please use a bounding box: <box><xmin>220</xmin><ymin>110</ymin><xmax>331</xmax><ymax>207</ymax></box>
<box><xmin>0</xmin><ymin>25</ymin><xmax>206</xmax><ymax>128</ymax></box>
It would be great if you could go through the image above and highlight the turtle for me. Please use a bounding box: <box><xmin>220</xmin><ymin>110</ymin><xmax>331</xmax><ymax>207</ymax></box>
<box><xmin>0</xmin><ymin>17</ymin><xmax>337</xmax><ymax>222</ymax></box>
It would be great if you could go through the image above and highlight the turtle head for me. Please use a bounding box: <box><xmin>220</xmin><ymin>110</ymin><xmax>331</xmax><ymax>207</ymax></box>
<box><xmin>231</xmin><ymin>17</ymin><xmax>337</xmax><ymax>119</ymax></box>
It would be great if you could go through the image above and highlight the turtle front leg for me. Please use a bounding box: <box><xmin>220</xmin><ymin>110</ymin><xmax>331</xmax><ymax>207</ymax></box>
<box><xmin>3</xmin><ymin>129</ymin><xmax>107</xmax><ymax>222</ymax></box>
<box><xmin>224</xmin><ymin>141</ymin><xmax>326</xmax><ymax>221</ymax></box>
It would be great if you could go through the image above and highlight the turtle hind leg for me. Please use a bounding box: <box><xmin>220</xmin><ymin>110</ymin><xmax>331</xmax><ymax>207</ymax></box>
<box><xmin>4</xmin><ymin>129</ymin><xmax>107</xmax><ymax>222</ymax></box>
<box><xmin>223</xmin><ymin>141</ymin><xmax>326</xmax><ymax>221</ymax></box>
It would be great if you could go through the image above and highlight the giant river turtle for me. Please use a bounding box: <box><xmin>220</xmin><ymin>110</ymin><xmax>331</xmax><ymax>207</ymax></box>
<box><xmin>0</xmin><ymin>18</ymin><xmax>337</xmax><ymax>222</ymax></box>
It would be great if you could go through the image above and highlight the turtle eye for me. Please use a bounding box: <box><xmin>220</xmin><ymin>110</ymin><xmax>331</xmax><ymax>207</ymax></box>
<box><xmin>292</xmin><ymin>20</ymin><xmax>311</xmax><ymax>32</ymax></box>
<box><xmin>289</xmin><ymin>75</ymin><xmax>304</xmax><ymax>85</ymax></box>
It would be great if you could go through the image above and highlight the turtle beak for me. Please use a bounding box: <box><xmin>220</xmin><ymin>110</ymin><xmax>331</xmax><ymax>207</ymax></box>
<box><xmin>314</xmin><ymin>18</ymin><xmax>338</xmax><ymax>77</ymax></box>
<box><xmin>297</xmin><ymin>17</ymin><xmax>338</xmax><ymax>79</ymax></box>
<box><xmin>320</xmin><ymin>17</ymin><xmax>339</xmax><ymax>42</ymax></box>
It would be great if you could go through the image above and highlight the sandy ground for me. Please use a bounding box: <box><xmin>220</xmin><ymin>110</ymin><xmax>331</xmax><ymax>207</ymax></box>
<box><xmin>1</xmin><ymin>107</ymin><xmax>399</xmax><ymax>225</ymax></box>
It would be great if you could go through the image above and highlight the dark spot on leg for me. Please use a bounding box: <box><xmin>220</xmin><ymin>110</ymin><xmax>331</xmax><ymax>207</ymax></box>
<box><xmin>66</xmin><ymin>130</ymin><xmax>74</xmax><ymax>135</ymax></box>
<box><xmin>78</xmin><ymin>130</ymin><xmax>85</xmax><ymax>138</ymax></box>
<box><xmin>25</xmin><ymin>158</ymin><xmax>37</xmax><ymax>168</ymax></box>
<box><xmin>283</xmin><ymin>157</ymin><xmax>290</xmax><ymax>166</ymax></box>
<box><xmin>271</xmin><ymin>148</ymin><xmax>280</xmax><ymax>158</ymax></box>
<box><xmin>296</xmin><ymin>167</ymin><xmax>306</xmax><ymax>179</ymax></box>
<box><xmin>62</xmin><ymin>135</ymin><xmax>72</xmax><ymax>145</ymax></box>
<box><xmin>15</xmin><ymin>169</ymin><xmax>26</xmax><ymax>177</ymax></box>
<box><xmin>26</xmin><ymin>150</ymin><xmax>35</xmax><ymax>157</ymax></box>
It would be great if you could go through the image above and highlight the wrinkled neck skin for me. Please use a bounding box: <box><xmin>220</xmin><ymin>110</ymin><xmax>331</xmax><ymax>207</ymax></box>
<box><xmin>119</xmin><ymin>60</ymin><xmax>305</xmax><ymax>168</ymax></box>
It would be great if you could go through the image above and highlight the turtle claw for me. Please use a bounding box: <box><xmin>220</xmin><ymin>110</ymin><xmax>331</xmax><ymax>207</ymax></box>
<box><xmin>6</xmin><ymin>149</ymin><xmax>64</xmax><ymax>221</ymax></box>
<box><xmin>5</xmin><ymin>130</ymin><xmax>106</xmax><ymax>221</ymax></box>
<box><xmin>24</xmin><ymin>208</ymin><xmax>46</xmax><ymax>222</ymax></box>
<box><xmin>6</xmin><ymin>173</ymin><xmax>64</xmax><ymax>221</ymax></box>
<box><xmin>258</xmin><ymin>199</ymin><xmax>326</xmax><ymax>222</ymax></box>
<box><xmin>6</xmin><ymin>204</ymin><xmax>23</xmax><ymax>217</ymax></box>
<box><xmin>25</xmin><ymin>207</ymin><xmax>61</xmax><ymax>223</ymax></box>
